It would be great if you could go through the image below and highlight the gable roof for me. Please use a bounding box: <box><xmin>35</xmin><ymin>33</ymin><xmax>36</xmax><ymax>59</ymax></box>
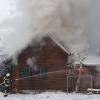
<box><xmin>48</xmin><ymin>35</ymin><xmax>71</xmax><ymax>55</ymax></box>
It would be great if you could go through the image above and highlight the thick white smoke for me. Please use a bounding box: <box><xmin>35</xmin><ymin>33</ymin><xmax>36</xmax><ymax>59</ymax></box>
<box><xmin>0</xmin><ymin>0</ymin><xmax>98</xmax><ymax>62</ymax></box>
<box><xmin>84</xmin><ymin>0</ymin><xmax>100</xmax><ymax>55</ymax></box>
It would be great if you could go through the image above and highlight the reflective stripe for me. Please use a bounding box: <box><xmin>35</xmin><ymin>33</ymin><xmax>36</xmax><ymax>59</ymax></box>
<box><xmin>5</xmin><ymin>84</ymin><xmax>10</xmax><ymax>86</ymax></box>
<box><xmin>4</xmin><ymin>90</ymin><xmax>7</xmax><ymax>93</ymax></box>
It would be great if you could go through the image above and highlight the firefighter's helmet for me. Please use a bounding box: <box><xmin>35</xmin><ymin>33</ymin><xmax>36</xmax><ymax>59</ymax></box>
<box><xmin>6</xmin><ymin>73</ymin><xmax>10</xmax><ymax>77</ymax></box>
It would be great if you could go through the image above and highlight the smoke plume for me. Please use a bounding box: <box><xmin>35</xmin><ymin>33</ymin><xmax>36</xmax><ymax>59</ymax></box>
<box><xmin>0</xmin><ymin>0</ymin><xmax>99</xmax><ymax>62</ymax></box>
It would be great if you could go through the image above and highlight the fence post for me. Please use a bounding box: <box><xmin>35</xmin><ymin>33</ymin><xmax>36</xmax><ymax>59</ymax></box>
<box><xmin>67</xmin><ymin>74</ymin><xmax>69</xmax><ymax>93</ymax></box>
<box><xmin>90</xmin><ymin>75</ymin><xmax>93</xmax><ymax>93</ymax></box>
<box><xmin>69</xmin><ymin>70</ymin><xmax>70</xmax><ymax>90</ymax></box>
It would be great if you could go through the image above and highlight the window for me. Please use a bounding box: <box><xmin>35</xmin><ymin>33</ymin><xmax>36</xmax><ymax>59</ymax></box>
<box><xmin>40</xmin><ymin>67</ymin><xmax>47</xmax><ymax>79</ymax></box>
<box><xmin>22</xmin><ymin>66</ymin><xmax>30</xmax><ymax>78</ymax></box>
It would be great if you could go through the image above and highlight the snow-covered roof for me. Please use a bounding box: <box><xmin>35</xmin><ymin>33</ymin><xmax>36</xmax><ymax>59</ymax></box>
<box><xmin>49</xmin><ymin>35</ymin><xmax>71</xmax><ymax>55</ymax></box>
<box><xmin>82</xmin><ymin>56</ymin><xmax>100</xmax><ymax>66</ymax></box>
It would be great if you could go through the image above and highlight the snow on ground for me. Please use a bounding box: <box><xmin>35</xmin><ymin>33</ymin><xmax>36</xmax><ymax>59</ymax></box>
<box><xmin>0</xmin><ymin>92</ymin><xmax>100</xmax><ymax>100</ymax></box>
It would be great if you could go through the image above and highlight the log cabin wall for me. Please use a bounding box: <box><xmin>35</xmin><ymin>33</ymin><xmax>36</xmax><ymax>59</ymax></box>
<box><xmin>37</xmin><ymin>37</ymin><xmax>69</xmax><ymax>90</ymax></box>
<box><xmin>38</xmin><ymin>38</ymin><xmax>68</xmax><ymax>71</ymax></box>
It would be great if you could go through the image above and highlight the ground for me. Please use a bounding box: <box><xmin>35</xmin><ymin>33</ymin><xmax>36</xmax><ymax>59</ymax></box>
<box><xmin>0</xmin><ymin>91</ymin><xmax>100</xmax><ymax>100</ymax></box>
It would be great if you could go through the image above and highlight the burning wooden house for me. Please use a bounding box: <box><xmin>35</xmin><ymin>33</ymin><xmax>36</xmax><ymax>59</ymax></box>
<box><xmin>2</xmin><ymin>36</ymin><xmax>100</xmax><ymax>93</ymax></box>
<box><xmin>11</xmin><ymin>36</ymin><xmax>73</xmax><ymax>91</ymax></box>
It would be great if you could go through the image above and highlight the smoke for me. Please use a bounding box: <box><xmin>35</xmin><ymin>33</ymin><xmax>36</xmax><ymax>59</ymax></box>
<box><xmin>0</xmin><ymin>0</ymin><xmax>99</xmax><ymax>62</ymax></box>
<box><xmin>84</xmin><ymin>0</ymin><xmax>100</xmax><ymax>55</ymax></box>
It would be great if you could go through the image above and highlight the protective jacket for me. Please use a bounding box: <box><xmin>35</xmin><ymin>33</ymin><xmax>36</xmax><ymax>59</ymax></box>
<box><xmin>3</xmin><ymin>73</ymin><xmax>11</xmax><ymax>97</ymax></box>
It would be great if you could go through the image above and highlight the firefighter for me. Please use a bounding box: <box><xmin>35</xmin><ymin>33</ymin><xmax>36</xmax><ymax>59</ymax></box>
<box><xmin>3</xmin><ymin>73</ymin><xmax>11</xmax><ymax>97</ymax></box>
